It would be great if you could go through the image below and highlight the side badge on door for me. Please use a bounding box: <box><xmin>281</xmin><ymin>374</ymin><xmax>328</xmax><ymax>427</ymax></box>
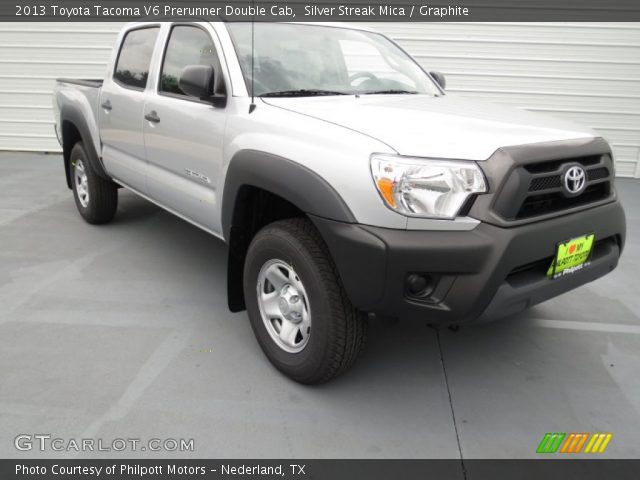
<box><xmin>185</xmin><ymin>169</ymin><xmax>211</xmax><ymax>184</ymax></box>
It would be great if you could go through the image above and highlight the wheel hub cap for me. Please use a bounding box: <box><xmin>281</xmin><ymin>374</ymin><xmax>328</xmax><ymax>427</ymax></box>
<box><xmin>257</xmin><ymin>260</ymin><xmax>311</xmax><ymax>353</ymax></box>
<box><xmin>278</xmin><ymin>285</ymin><xmax>303</xmax><ymax>323</ymax></box>
<box><xmin>74</xmin><ymin>159</ymin><xmax>89</xmax><ymax>208</ymax></box>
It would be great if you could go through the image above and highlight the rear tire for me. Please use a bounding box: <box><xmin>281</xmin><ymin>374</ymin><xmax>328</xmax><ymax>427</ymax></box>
<box><xmin>243</xmin><ymin>218</ymin><xmax>367</xmax><ymax>384</ymax></box>
<box><xmin>70</xmin><ymin>142</ymin><xmax>118</xmax><ymax>224</ymax></box>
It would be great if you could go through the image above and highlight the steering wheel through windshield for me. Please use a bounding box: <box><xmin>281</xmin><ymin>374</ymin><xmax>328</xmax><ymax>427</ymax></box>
<box><xmin>349</xmin><ymin>71</ymin><xmax>380</xmax><ymax>86</ymax></box>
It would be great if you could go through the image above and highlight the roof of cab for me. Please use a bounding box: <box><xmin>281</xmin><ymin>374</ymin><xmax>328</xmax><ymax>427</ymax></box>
<box><xmin>122</xmin><ymin>20</ymin><xmax>375</xmax><ymax>33</ymax></box>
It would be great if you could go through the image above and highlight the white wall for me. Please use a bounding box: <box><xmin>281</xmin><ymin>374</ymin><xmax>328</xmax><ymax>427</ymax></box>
<box><xmin>0</xmin><ymin>23</ymin><xmax>124</xmax><ymax>151</ymax></box>
<box><xmin>1</xmin><ymin>22</ymin><xmax>639</xmax><ymax>177</ymax></box>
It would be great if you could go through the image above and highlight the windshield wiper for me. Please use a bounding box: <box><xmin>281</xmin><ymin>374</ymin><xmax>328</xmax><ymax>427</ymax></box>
<box><xmin>362</xmin><ymin>89</ymin><xmax>419</xmax><ymax>95</ymax></box>
<box><xmin>261</xmin><ymin>89</ymin><xmax>349</xmax><ymax>97</ymax></box>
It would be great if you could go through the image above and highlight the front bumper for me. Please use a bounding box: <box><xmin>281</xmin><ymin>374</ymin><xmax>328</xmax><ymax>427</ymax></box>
<box><xmin>311</xmin><ymin>200</ymin><xmax>626</xmax><ymax>324</ymax></box>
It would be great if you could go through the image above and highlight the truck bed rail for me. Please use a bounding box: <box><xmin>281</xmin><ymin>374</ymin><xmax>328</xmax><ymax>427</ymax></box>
<box><xmin>56</xmin><ymin>78</ymin><xmax>104</xmax><ymax>88</ymax></box>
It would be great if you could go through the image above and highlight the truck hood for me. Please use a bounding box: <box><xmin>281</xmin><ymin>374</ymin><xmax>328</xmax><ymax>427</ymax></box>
<box><xmin>262</xmin><ymin>95</ymin><xmax>597</xmax><ymax>161</ymax></box>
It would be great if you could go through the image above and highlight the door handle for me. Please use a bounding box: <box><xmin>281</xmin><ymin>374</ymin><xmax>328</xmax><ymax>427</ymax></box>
<box><xmin>144</xmin><ymin>111</ymin><xmax>160</xmax><ymax>123</ymax></box>
<box><xmin>101</xmin><ymin>100</ymin><xmax>112</xmax><ymax>111</ymax></box>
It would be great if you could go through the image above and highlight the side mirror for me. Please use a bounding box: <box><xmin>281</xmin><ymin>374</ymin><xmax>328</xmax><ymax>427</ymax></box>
<box><xmin>179</xmin><ymin>65</ymin><xmax>226</xmax><ymax>107</ymax></box>
<box><xmin>429</xmin><ymin>71</ymin><xmax>446</xmax><ymax>90</ymax></box>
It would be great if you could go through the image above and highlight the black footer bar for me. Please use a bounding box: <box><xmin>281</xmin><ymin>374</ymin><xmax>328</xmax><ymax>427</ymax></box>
<box><xmin>3</xmin><ymin>459</ymin><xmax>640</xmax><ymax>480</ymax></box>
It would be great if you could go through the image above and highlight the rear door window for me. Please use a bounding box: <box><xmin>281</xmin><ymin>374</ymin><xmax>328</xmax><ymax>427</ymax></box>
<box><xmin>114</xmin><ymin>27</ymin><xmax>160</xmax><ymax>89</ymax></box>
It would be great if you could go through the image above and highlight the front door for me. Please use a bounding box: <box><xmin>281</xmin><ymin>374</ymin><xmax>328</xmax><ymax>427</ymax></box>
<box><xmin>142</xmin><ymin>24</ymin><xmax>228</xmax><ymax>234</ymax></box>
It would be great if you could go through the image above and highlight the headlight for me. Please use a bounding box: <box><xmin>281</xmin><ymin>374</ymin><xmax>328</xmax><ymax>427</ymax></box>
<box><xmin>371</xmin><ymin>154</ymin><xmax>487</xmax><ymax>219</ymax></box>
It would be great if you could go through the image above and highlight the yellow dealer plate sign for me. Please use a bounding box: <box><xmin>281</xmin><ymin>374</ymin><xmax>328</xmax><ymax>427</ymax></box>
<box><xmin>547</xmin><ymin>234</ymin><xmax>595</xmax><ymax>279</ymax></box>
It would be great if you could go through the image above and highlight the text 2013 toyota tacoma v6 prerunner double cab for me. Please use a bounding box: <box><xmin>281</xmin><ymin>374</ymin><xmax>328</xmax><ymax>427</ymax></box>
<box><xmin>53</xmin><ymin>22</ymin><xmax>626</xmax><ymax>383</ymax></box>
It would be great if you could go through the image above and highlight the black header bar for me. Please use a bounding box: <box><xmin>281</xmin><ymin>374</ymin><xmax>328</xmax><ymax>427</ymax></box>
<box><xmin>5</xmin><ymin>0</ymin><xmax>640</xmax><ymax>22</ymax></box>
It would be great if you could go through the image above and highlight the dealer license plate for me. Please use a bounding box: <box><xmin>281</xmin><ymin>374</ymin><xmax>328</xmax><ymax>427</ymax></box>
<box><xmin>547</xmin><ymin>233</ymin><xmax>595</xmax><ymax>279</ymax></box>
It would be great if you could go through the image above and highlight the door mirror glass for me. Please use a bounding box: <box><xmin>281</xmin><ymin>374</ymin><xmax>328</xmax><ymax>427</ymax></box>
<box><xmin>179</xmin><ymin>65</ymin><xmax>214</xmax><ymax>99</ymax></box>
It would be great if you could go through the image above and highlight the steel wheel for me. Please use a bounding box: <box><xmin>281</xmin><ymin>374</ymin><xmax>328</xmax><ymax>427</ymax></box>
<box><xmin>73</xmin><ymin>159</ymin><xmax>89</xmax><ymax>208</ymax></box>
<box><xmin>257</xmin><ymin>259</ymin><xmax>311</xmax><ymax>353</ymax></box>
<box><xmin>244</xmin><ymin>218</ymin><xmax>367</xmax><ymax>383</ymax></box>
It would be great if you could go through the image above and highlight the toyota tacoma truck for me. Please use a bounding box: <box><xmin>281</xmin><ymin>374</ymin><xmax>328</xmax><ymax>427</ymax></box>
<box><xmin>53</xmin><ymin>22</ymin><xmax>626</xmax><ymax>383</ymax></box>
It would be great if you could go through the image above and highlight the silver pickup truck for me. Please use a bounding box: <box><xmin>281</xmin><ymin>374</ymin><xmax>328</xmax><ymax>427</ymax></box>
<box><xmin>53</xmin><ymin>21</ymin><xmax>626</xmax><ymax>383</ymax></box>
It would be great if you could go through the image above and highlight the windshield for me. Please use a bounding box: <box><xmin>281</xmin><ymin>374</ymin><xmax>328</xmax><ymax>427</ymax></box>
<box><xmin>226</xmin><ymin>23</ymin><xmax>440</xmax><ymax>97</ymax></box>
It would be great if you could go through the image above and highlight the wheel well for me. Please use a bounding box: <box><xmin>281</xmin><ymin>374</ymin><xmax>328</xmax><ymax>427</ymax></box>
<box><xmin>62</xmin><ymin>120</ymin><xmax>82</xmax><ymax>189</ymax></box>
<box><xmin>227</xmin><ymin>186</ymin><xmax>305</xmax><ymax>312</ymax></box>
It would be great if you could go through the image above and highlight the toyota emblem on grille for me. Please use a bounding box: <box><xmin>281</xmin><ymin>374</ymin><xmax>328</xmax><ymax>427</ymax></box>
<box><xmin>564</xmin><ymin>166</ymin><xmax>586</xmax><ymax>195</ymax></box>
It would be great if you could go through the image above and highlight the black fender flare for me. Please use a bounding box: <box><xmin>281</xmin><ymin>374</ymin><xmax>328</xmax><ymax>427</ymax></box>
<box><xmin>221</xmin><ymin>150</ymin><xmax>357</xmax><ymax>312</ymax></box>
<box><xmin>221</xmin><ymin>150</ymin><xmax>356</xmax><ymax>239</ymax></box>
<box><xmin>59</xmin><ymin>104</ymin><xmax>111</xmax><ymax>187</ymax></box>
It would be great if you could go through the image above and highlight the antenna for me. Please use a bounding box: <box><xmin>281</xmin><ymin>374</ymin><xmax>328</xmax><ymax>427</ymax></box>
<box><xmin>249</xmin><ymin>3</ymin><xmax>257</xmax><ymax>114</ymax></box>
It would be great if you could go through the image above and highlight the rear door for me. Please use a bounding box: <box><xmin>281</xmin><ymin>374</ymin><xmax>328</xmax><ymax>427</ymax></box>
<box><xmin>142</xmin><ymin>24</ymin><xmax>229</xmax><ymax>234</ymax></box>
<box><xmin>99</xmin><ymin>26</ymin><xmax>160</xmax><ymax>193</ymax></box>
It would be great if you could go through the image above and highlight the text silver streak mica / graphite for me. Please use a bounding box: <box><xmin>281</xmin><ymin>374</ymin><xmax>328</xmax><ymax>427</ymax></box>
<box><xmin>52</xmin><ymin>22</ymin><xmax>626</xmax><ymax>383</ymax></box>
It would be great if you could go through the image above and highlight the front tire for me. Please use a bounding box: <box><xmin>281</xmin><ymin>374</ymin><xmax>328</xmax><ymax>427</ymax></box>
<box><xmin>70</xmin><ymin>142</ymin><xmax>118</xmax><ymax>224</ymax></box>
<box><xmin>243</xmin><ymin>218</ymin><xmax>367</xmax><ymax>384</ymax></box>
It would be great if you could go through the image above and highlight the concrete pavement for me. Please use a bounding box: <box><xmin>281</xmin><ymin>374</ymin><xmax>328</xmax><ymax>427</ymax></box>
<box><xmin>1</xmin><ymin>153</ymin><xmax>639</xmax><ymax>459</ymax></box>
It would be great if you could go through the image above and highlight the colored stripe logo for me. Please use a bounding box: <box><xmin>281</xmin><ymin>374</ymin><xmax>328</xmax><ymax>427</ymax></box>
<box><xmin>584</xmin><ymin>433</ymin><xmax>613</xmax><ymax>453</ymax></box>
<box><xmin>536</xmin><ymin>433</ymin><xmax>565</xmax><ymax>453</ymax></box>
<box><xmin>537</xmin><ymin>433</ymin><xmax>612</xmax><ymax>454</ymax></box>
